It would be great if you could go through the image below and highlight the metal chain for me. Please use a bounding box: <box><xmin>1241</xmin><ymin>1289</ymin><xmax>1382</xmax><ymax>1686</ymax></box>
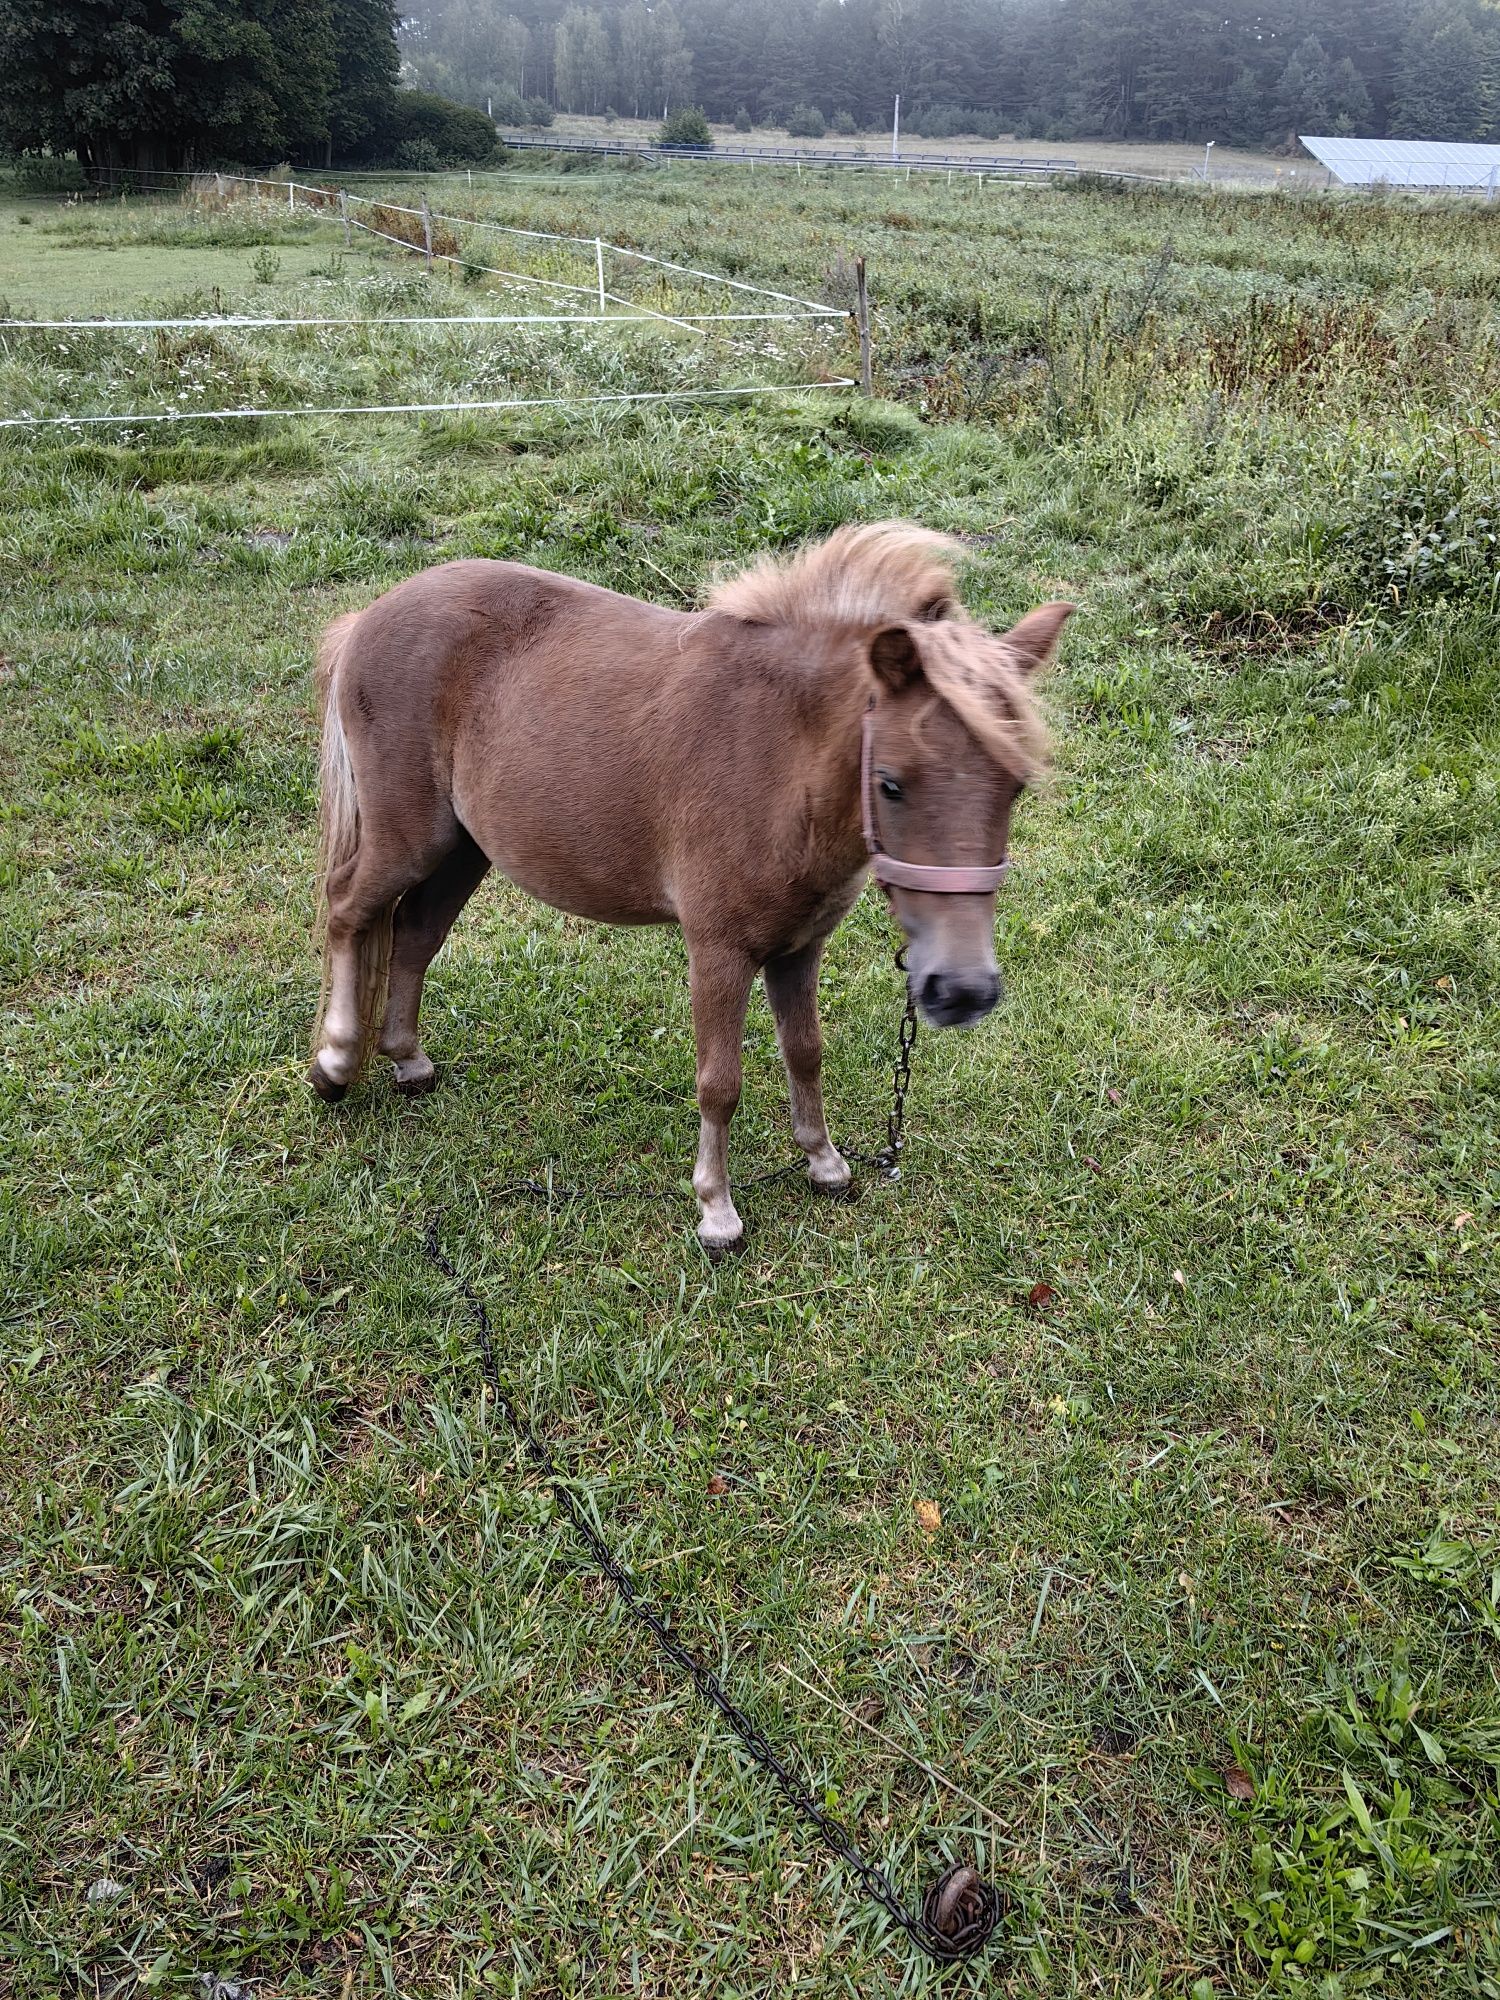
<box><xmin>423</xmin><ymin>1218</ymin><xmax>1004</xmax><ymax>1963</ymax></box>
<box><xmin>873</xmin><ymin>945</ymin><xmax>919</xmax><ymax>1183</ymax></box>
<box><xmin>419</xmin><ymin>941</ymin><xmax>1004</xmax><ymax>1963</ymax></box>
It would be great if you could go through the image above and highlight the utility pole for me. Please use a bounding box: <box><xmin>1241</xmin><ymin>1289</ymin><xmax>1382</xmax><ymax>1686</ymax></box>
<box><xmin>892</xmin><ymin>94</ymin><xmax>900</xmax><ymax>162</ymax></box>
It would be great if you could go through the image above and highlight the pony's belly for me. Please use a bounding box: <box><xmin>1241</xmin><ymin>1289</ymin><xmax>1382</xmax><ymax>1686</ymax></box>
<box><xmin>488</xmin><ymin>849</ymin><xmax>677</xmax><ymax>928</ymax></box>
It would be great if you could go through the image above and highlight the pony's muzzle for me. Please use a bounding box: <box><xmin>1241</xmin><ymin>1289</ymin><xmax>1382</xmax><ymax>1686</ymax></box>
<box><xmin>915</xmin><ymin>967</ymin><xmax>1001</xmax><ymax>1029</ymax></box>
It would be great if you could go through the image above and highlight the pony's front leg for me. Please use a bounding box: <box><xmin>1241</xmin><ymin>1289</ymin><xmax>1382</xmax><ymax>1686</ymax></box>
<box><xmin>686</xmin><ymin>941</ymin><xmax>756</xmax><ymax>1256</ymax></box>
<box><xmin>763</xmin><ymin>937</ymin><xmax>851</xmax><ymax>1196</ymax></box>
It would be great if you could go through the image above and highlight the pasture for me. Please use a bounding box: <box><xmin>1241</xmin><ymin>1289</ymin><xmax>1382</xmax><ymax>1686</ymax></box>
<box><xmin>2</xmin><ymin>164</ymin><xmax>1497</xmax><ymax>1997</ymax></box>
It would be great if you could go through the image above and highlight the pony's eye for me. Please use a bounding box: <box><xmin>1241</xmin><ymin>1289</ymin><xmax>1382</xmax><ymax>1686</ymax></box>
<box><xmin>879</xmin><ymin>775</ymin><xmax>904</xmax><ymax>802</ymax></box>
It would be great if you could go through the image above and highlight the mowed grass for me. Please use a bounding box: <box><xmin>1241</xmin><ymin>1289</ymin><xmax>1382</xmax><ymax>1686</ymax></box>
<box><xmin>1</xmin><ymin>169</ymin><xmax>1497</xmax><ymax>2000</ymax></box>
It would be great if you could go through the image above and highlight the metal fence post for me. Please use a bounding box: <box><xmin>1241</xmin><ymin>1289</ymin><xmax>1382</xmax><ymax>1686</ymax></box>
<box><xmin>855</xmin><ymin>255</ymin><xmax>873</xmax><ymax>397</ymax></box>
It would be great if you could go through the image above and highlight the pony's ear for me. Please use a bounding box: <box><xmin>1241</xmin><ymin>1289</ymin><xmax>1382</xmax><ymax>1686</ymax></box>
<box><xmin>869</xmin><ymin>624</ymin><xmax>924</xmax><ymax>691</ymax></box>
<box><xmin>1001</xmin><ymin>602</ymin><xmax>1076</xmax><ymax>676</ymax></box>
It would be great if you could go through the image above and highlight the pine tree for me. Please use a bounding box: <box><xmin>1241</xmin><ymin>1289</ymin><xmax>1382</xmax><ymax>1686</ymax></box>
<box><xmin>1224</xmin><ymin>67</ymin><xmax>1267</xmax><ymax>148</ymax></box>
<box><xmin>1392</xmin><ymin>3</ymin><xmax>1484</xmax><ymax>140</ymax></box>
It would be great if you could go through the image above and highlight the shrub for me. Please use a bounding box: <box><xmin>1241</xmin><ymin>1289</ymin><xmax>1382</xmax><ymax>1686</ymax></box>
<box><xmin>13</xmin><ymin>153</ymin><xmax>86</xmax><ymax>193</ymax></box>
<box><xmin>384</xmin><ymin>91</ymin><xmax>499</xmax><ymax>165</ymax></box>
<box><xmin>832</xmin><ymin>110</ymin><xmax>857</xmax><ymax>136</ymax></box>
<box><xmin>658</xmin><ymin>105</ymin><xmax>712</xmax><ymax>150</ymax></box>
<box><xmin>732</xmin><ymin>106</ymin><xmax>752</xmax><ymax>133</ymax></box>
<box><xmin>786</xmin><ymin>103</ymin><xmax>826</xmax><ymax>139</ymax></box>
<box><xmin>490</xmin><ymin>86</ymin><xmax>552</xmax><ymax>128</ymax></box>
<box><xmin>395</xmin><ymin>137</ymin><xmax>443</xmax><ymax>173</ymax></box>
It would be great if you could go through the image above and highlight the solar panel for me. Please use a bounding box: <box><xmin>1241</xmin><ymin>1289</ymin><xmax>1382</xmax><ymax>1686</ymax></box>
<box><xmin>1301</xmin><ymin>135</ymin><xmax>1500</xmax><ymax>191</ymax></box>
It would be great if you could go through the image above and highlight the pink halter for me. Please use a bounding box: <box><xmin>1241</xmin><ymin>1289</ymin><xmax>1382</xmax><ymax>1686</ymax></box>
<box><xmin>860</xmin><ymin>705</ymin><xmax>1013</xmax><ymax>896</ymax></box>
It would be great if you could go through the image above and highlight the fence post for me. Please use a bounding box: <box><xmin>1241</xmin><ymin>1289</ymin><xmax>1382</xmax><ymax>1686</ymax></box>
<box><xmin>595</xmin><ymin>236</ymin><xmax>607</xmax><ymax>316</ymax></box>
<box><xmin>215</xmin><ymin>171</ymin><xmax>225</xmax><ymax>200</ymax></box>
<box><xmin>854</xmin><ymin>255</ymin><xmax>873</xmax><ymax>398</ymax></box>
<box><xmin>288</xmin><ymin>179</ymin><xmax>295</xmax><ymax>214</ymax></box>
<box><xmin>339</xmin><ymin>187</ymin><xmax>350</xmax><ymax>247</ymax></box>
<box><xmin>421</xmin><ymin>193</ymin><xmax>434</xmax><ymax>272</ymax></box>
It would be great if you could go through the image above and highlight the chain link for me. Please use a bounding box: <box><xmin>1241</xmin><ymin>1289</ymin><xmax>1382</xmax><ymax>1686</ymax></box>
<box><xmin>419</xmin><ymin>939</ymin><xmax>1004</xmax><ymax>1963</ymax></box>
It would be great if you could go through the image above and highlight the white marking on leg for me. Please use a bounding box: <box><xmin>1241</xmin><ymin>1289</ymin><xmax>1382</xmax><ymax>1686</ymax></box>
<box><xmin>693</xmin><ymin>1113</ymin><xmax>743</xmax><ymax>1251</ymax></box>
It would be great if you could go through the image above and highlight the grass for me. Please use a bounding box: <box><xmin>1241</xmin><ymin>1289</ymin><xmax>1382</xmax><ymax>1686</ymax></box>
<box><xmin>1</xmin><ymin>165</ymin><xmax>1497</xmax><ymax>1999</ymax></box>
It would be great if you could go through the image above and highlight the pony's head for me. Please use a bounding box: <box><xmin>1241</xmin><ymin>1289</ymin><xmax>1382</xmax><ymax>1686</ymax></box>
<box><xmin>863</xmin><ymin>603</ymin><xmax>1072</xmax><ymax>1027</ymax></box>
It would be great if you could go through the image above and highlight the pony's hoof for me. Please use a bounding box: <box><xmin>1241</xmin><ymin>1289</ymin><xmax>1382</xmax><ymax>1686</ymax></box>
<box><xmin>812</xmin><ymin>1175</ymin><xmax>856</xmax><ymax>1203</ymax></box>
<box><xmin>699</xmin><ymin>1227</ymin><xmax>746</xmax><ymax>1263</ymax></box>
<box><xmin>308</xmin><ymin>1057</ymin><xmax>348</xmax><ymax>1104</ymax></box>
<box><xmin>393</xmin><ymin>1063</ymin><xmax>437</xmax><ymax>1097</ymax></box>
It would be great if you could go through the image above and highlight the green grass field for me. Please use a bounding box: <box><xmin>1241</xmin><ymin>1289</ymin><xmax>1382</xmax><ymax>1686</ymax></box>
<box><xmin>1</xmin><ymin>165</ymin><xmax>1497</xmax><ymax>1999</ymax></box>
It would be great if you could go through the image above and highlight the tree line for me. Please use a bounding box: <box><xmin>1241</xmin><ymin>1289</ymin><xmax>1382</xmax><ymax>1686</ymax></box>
<box><xmin>0</xmin><ymin>0</ymin><xmax>403</xmax><ymax>171</ymax></box>
<box><xmin>402</xmin><ymin>0</ymin><xmax>1500</xmax><ymax>148</ymax></box>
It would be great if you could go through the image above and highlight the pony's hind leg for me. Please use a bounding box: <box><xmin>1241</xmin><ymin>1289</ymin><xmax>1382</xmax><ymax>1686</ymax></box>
<box><xmin>763</xmin><ymin>938</ymin><xmax>851</xmax><ymax>1195</ymax></box>
<box><xmin>311</xmin><ymin>846</ymin><xmax>422</xmax><ymax>1099</ymax></box>
<box><xmin>376</xmin><ymin>833</ymin><xmax>490</xmax><ymax>1094</ymax></box>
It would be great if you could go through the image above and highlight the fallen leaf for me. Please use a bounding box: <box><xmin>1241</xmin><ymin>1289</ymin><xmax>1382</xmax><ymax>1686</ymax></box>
<box><xmin>1452</xmin><ymin>1212</ymin><xmax>1473</xmax><ymax>1231</ymax></box>
<box><xmin>1083</xmin><ymin>1155</ymin><xmax>1103</xmax><ymax>1174</ymax></box>
<box><xmin>1027</xmin><ymin>1281</ymin><xmax>1056</xmax><ymax>1310</ymax></box>
<box><xmin>1222</xmin><ymin>1765</ymin><xmax>1254</xmax><ymax>1801</ymax></box>
<box><xmin>1171</xmin><ymin>1268</ymin><xmax>1187</xmax><ymax>1288</ymax></box>
<box><xmin>706</xmin><ymin>1475</ymin><xmax>727</xmax><ymax>1496</ymax></box>
<box><xmin>1107</xmin><ymin>1087</ymin><xmax>1123</xmax><ymax>1106</ymax></box>
<box><xmin>914</xmin><ymin>1499</ymin><xmax>942</xmax><ymax>1534</ymax></box>
<box><xmin>1435</xmin><ymin>975</ymin><xmax>1453</xmax><ymax>991</ymax></box>
<box><xmin>856</xmin><ymin>1695</ymin><xmax>887</xmax><ymax>1725</ymax></box>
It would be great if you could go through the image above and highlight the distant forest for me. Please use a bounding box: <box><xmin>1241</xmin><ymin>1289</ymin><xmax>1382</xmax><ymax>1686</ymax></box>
<box><xmin>400</xmin><ymin>0</ymin><xmax>1500</xmax><ymax>147</ymax></box>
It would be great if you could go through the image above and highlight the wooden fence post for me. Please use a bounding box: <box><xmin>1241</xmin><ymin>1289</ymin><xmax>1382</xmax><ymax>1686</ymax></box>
<box><xmin>339</xmin><ymin>188</ymin><xmax>351</xmax><ymax>247</ymax></box>
<box><xmin>421</xmin><ymin>193</ymin><xmax>434</xmax><ymax>272</ymax></box>
<box><xmin>854</xmin><ymin>256</ymin><xmax>873</xmax><ymax>397</ymax></box>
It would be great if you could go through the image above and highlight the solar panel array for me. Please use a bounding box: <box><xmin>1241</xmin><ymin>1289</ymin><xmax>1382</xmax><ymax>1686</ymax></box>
<box><xmin>1301</xmin><ymin>135</ymin><xmax>1500</xmax><ymax>191</ymax></box>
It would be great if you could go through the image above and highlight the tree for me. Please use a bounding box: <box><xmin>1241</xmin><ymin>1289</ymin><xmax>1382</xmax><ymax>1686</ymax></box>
<box><xmin>0</xmin><ymin>0</ymin><xmax>399</xmax><ymax>169</ymax></box>
<box><xmin>1392</xmin><ymin>3</ymin><xmax>1485</xmax><ymax>140</ymax></box>
<box><xmin>1327</xmin><ymin>55</ymin><xmax>1373</xmax><ymax>134</ymax></box>
<box><xmin>617</xmin><ymin>2</ymin><xmax>655</xmax><ymax>118</ymax></box>
<box><xmin>656</xmin><ymin>2</ymin><xmax>694</xmax><ymax>111</ymax></box>
<box><xmin>329</xmin><ymin>0</ymin><xmax>400</xmax><ymax>159</ymax></box>
<box><xmin>1224</xmin><ymin>66</ymin><xmax>1267</xmax><ymax>148</ymax></box>
<box><xmin>657</xmin><ymin>103</ymin><xmax>711</xmax><ymax>147</ymax></box>
<box><xmin>1269</xmin><ymin>36</ymin><xmax>1336</xmax><ymax>144</ymax></box>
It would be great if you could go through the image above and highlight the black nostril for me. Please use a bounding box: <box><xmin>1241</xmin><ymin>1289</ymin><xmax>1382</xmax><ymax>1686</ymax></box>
<box><xmin>919</xmin><ymin>971</ymin><xmax>947</xmax><ymax>1010</ymax></box>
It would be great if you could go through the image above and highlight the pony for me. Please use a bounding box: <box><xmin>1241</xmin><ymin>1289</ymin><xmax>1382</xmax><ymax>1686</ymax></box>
<box><xmin>309</xmin><ymin>522</ymin><xmax>1072</xmax><ymax>1251</ymax></box>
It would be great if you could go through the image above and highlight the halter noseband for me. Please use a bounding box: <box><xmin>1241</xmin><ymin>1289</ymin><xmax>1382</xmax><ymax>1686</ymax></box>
<box><xmin>860</xmin><ymin>704</ymin><xmax>1013</xmax><ymax>896</ymax></box>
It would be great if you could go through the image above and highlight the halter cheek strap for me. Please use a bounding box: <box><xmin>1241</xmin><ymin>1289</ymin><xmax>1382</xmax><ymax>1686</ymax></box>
<box><xmin>860</xmin><ymin>706</ymin><xmax>1013</xmax><ymax>896</ymax></box>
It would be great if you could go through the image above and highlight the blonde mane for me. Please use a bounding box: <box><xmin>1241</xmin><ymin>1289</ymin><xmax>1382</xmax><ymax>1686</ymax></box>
<box><xmin>707</xmin><ymin>520</ymin><xmax>1051</xmax><ymax>782</ymax></box>
<box><xmin>707</xmin><ymin>520</ymin><xmax>963</xmax><ymax>628</ymax></box>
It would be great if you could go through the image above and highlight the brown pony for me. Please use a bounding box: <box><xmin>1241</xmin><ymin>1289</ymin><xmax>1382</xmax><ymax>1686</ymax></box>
<box><xmin>310</xmin><ymin>522</ymin><xmax>1072</xmax><ymax>1251</ymax></box>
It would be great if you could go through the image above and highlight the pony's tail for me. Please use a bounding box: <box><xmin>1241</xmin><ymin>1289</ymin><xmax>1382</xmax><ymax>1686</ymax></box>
<box><xmin>311</xmin><ymin>612</ymin><xmax>393</xmax><ymax>1074</ymax></box>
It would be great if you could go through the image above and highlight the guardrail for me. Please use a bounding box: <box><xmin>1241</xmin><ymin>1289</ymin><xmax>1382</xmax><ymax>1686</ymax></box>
<box><xmin>498</xmin><ymin>133</ymin><xmax>1081</xmax><ymax>178</ymax></box>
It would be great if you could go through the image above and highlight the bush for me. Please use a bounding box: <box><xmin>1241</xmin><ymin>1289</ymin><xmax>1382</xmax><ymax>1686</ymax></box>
<box><xmin>394</xmin><ymin>137</ymin><xmax>443</xmax><ymax>173</ymax></box>
<box><xmin>13</xmin><ymin>153</ymin><xmax>86</xmax><ymax>193</ymax></box>
<box><xmin>732</xmin><ymin>106</ymin><xmax>752</xmax><ymax>133</ymax></box>
<box><xmin>832</xmin><ymin>110</ymin><xmax>857</xmax><ymax>136</ymax></box>
<box><xmin>490</xmin><ymin>86</ymin><xmax>553</xmax><ymax>128</ymax></box>
<box><xmin>905</xmin><ymin>103</ymin><xmax>1000</xmax><ymax>141</ymax></box>
<box><xmin>383</xmin><ymin>91</ymin><xmax>500</xmax><ymax>165</ymax></box>
<box><xmin>786</xmin><ymin>103</ymin><xmax>826</xmax><ymax>139</ymax></box>
<box><xmin>658</xmin><ymin>105</ymin><xmax>712</xmax><ymax>149</ymax></box>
